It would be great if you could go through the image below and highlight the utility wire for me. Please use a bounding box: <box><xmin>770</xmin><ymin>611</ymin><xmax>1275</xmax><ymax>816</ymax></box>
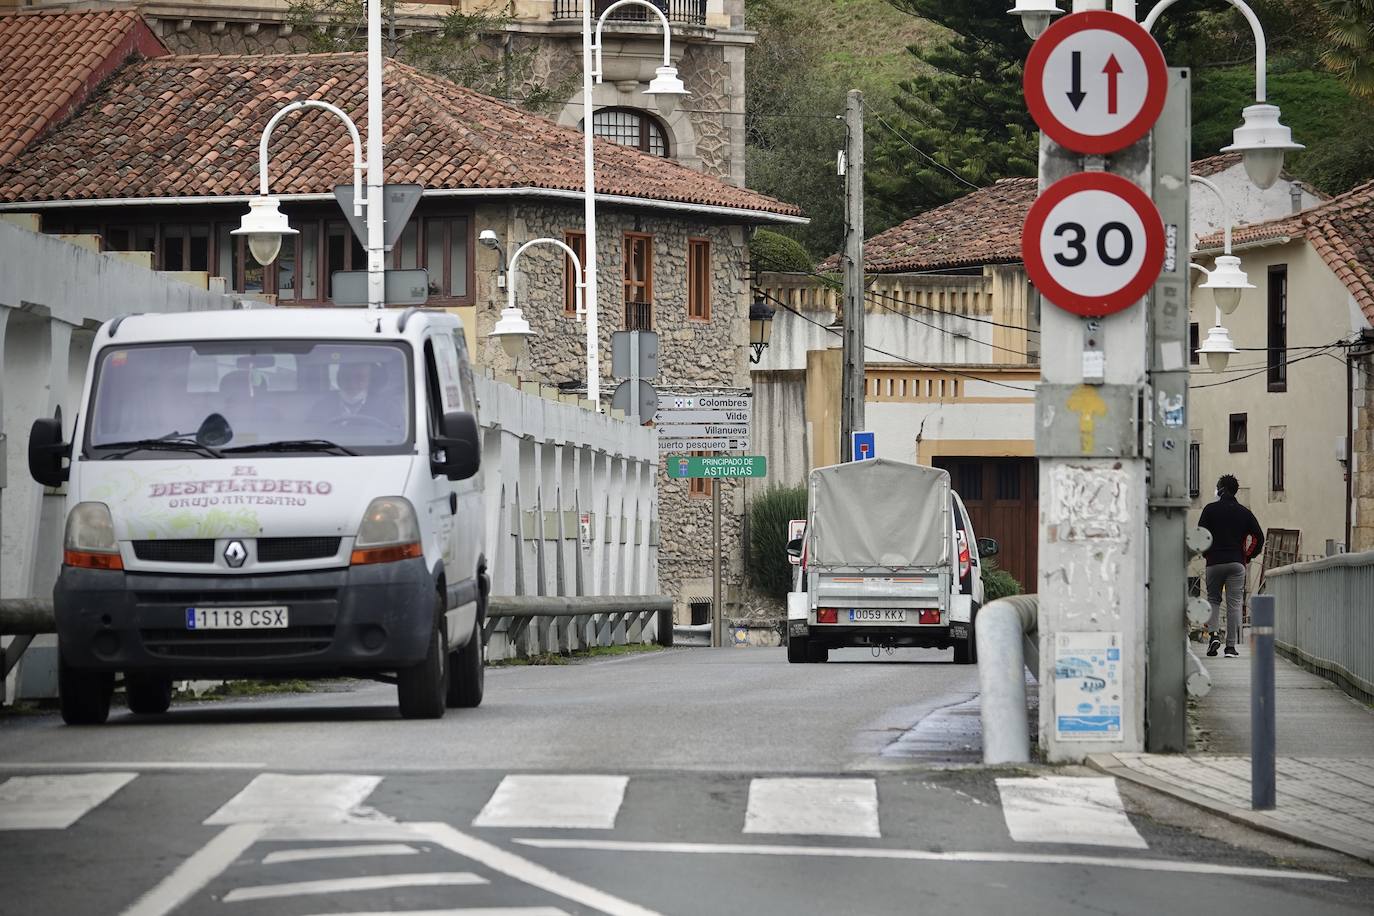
<box><xmin>1189</xmin><ymin>346</ymin><xmax>1342</xmax><ymax>388</ymax></box>
<box><xmin>756</xmin><ymin>289</ymin><xmax>1037</xmax><ymax>393</ymax></box>
<box><xmin>871</xmin><ymin>111</ymin><xmax>982</xmax><ymax>192</ymax></box>
<box><xmin>864</xmin><ymin>292</ymin><xmax>1036</xmax><ymax>360</ymax></box>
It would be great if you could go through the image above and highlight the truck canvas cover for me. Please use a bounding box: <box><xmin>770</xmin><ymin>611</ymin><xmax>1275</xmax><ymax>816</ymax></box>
<box><xmin>807</xmin><ymin>458</ymin><xmax>951</xmax><ymax>569</ymax></box>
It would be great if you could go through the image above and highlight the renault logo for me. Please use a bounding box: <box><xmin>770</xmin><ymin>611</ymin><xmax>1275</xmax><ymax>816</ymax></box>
<box><xmin>224</xmin><ymin>540</ymin><xmax>247</xmax><ymax>568</ymax></box>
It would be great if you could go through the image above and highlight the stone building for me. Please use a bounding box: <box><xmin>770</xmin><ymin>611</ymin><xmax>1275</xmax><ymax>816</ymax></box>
<box><xmin>7</xmin><ymin>0</ymin><xmax>750</xmax><ymax>187</ymax></box>
<box><xmin>0</xmin><ymin>20</ymin><xmax>802</xmax><ymax>619</ymax></box>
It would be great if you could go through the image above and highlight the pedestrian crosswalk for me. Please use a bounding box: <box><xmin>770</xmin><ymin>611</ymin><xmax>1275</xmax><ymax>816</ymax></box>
<box><xmin>0</xmin><ymin>768</ymin><xmax>1151</xmax><ymax>850</ymax></box>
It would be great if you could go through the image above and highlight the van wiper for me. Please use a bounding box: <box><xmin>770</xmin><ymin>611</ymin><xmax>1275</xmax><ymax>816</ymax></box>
<box><xmin>99</xmin><ymin>436</ymin><xmax>223</xmax><ymax>459</ymax></box>
<box><xmin>221</xmin><ymin>439</ymin><xmax>358</xmax><ymax>456</ymax></box>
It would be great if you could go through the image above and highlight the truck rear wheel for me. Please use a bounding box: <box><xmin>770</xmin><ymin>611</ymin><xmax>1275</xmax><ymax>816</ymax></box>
<box><xmin>59</xmin><ymin>655</ymin><xmax>113</xmax><ymax>725</ymax></box>
<box><xmin>125</xmin><ymin>674</ymin><xmax>173</xmax><ymax>714</ymax></box>
<box><xmin>397</xmin><ymin>595</ymin><xmax>448</xmax><ymax>719</ymax></box>
<box><xmin>787</xmin><ymin>632</ymin><xmax>810</xmax><ymax>664</ymax></box>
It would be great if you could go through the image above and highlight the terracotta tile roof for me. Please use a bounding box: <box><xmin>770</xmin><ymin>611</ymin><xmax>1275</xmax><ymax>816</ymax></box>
<box><xmin>1190</xmin><ymin>152</ymin><xmax>1243</xmax><ymax>178</ymax></box>
<box><xmin>0</xmin><ymin>52</ymin><xmax>800</xmax><ymax>219</ymax></box>
<box><xmin>1199</xmin><ymin>179</ymin><xmax>1374</xmax><ymax>322</ymax></box>
<box><xmin>0</xmin><ymin>9</ymin><xmax>166</xmax><ymax>169</ymax></box>
<box><xmin>820</xmin><ymin>177</ymin><xmax>1038</xmax><ymax>274</ymax></box>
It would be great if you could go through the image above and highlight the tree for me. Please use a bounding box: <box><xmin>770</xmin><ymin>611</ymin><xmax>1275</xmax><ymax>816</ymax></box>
<box><xmin>868</xmin><ymin>0</ymin><xmax>1038</xmax><ymax>229</ymax></box>
<box><xmin>1319</xmin><ymin>0</ymin><xmax>1374</xmax><ymax>101</ymax></box>
<box><xmin>285</xmin><ymin>0</ymin><xmax>570</xmax><ymax>112</ymax></box>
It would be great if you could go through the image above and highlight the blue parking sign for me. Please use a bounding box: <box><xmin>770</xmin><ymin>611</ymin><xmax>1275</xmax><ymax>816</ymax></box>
<box><xmin>851</xmin><ymin>431</ymin><xmax>876</xmax><ymax>461</ymax></box>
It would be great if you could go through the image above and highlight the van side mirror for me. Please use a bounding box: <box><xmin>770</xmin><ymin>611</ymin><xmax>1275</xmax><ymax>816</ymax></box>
<box><xmin>432</xmin><ymin>410</ymin><xmax>481</xmax><ymax>481</ymax></box>
<box><xmin>29</xmin><ymin>412</ymin><xmax>70</xmax><ymax>488</ymax></box>
<box><xmin>786</xmin><ymin>537</ymin><xmax>803</xmax><ymax>560</ymax></box>
<box><xmin>977</xmin><ymin>537</ymin><xmax>1000</xmax><ymax>559</ymax></box>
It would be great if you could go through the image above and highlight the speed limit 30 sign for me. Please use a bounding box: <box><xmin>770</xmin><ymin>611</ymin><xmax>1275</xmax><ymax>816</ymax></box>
<box><xmin>1024</xmin><ymin>11</ymin><xmax>1167</xmax><ymax>154</ymax></box>
<box><xmin>1022</xmin><ymin>172</ymin><xmax>1165</xmax><ymax>317</ymax></box>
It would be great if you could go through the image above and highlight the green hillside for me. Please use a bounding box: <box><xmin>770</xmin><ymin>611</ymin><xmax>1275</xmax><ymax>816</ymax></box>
<box><xmin>785</xmin><ymin>0</ymin><xmax>939</xmax><ymax>101</ymax></box>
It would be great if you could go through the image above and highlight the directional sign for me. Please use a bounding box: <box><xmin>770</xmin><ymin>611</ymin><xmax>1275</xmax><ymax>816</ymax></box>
<box><xmin>656</xmin><ymin>423</ymin><xmax>751</xmax><ymax>438</ymax></box>
<box><xmin>663</xmin><ymin>394</ymin><xmax>751</xmax><ymax>411</ymax></box>
<box><xmin>1023</xmin><ymin>11</ymin><xmax>1167</xmax><ymax>154</ymax></box>
<box><xmin>1022</xmin><ymin>172</ymin><xmax>1165</xmax><ymax>317</ymax></box>
<box><xmin>666</xmin><ymin>455</ymin><xmax>767</xmax><ymax>479</ymax></box>
<box><xmin>658</xmin><ymin>437</ymin><xmax>750</xmax><ymax>453</ymax></box>
<box><xmin>330</xmin><ymin>268</ymin><xmax>429</xmax><ymax>306</ymax></box>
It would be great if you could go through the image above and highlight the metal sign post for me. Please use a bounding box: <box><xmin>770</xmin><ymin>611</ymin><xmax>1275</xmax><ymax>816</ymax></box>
<box><xmin>712</xmin><ymin>481</ymin><xmax>722</xmax><ymax>649</ymax></box>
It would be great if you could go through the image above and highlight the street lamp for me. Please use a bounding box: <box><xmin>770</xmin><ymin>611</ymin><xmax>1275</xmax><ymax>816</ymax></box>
<box><xmin>1196</xmin><ymin>323</ymin><xmax>1239</xmax><ymax>374</ymax></box>
<box><xmin>581</xmin><ymin>0</ymin><xmax>686</xmax><ymax>409</ymax></box>
<box><xmin>1009</xmin><ymin>0</ymin><xmax>1062</xmax><ymax>39</ymax></box>
<box><xmin>749</xmin><ymin>291</ymin><xmax>776</xmax><ymax>364</ymax></box>
<box><xmin>484</xmin><ymin>231</ymin><xmax>587</xmax><ymax>375</ymax></box>
<box><xmin>1189</xmin><ymin>174</ymin><xmax>1254</xmax><ymax>314</ymax></box>
<box><xmin>233</xmin><ymin>195</ymin><xmax>297</xmax><ymax>267</ymax></box>
<box><xmin>1142</xmin><ymin>0</ymin><xmax>1303</xmax><ymax>190</ymax></box>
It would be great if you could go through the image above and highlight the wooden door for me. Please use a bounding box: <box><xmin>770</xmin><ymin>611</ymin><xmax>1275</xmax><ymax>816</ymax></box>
<box><xmin>932</xmin><ymin>457</ymin><xmax>1038</xmax><ymax>592</ymax></box>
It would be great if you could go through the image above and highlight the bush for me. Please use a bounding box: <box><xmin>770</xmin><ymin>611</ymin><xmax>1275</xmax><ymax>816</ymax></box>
<box><xmin>981</xmin><ymin>559</ymin><xmax>1023</xmax><ymax>601</ymax></box>
<box><xmin>748</xmin><ymin>486</ymin><xmax>809</xmax><ymax>601</ymax></box>
<box><xmin>750</xmin><ymin>229</ymin><xmax>814</xmax><ymax>274</ymax></box>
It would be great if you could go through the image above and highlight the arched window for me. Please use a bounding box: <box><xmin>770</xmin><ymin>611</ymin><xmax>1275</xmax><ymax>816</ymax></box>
<box><xmin>579</xmin><ymin>107</ymin><xmax>669</xmax><ymax>156</ymax></box>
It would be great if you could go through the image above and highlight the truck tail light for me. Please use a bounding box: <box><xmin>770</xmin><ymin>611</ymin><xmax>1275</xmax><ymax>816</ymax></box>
<box><xmin>958</xmin><ymin>533</ymin><xmax>971</xmax><ymax>582</ymax></box>
<box><xmin>817</xmin><ymin>608</ymin><xmax>838</xmax><ymax>624</ymax></box>
<box><xmin>919</xmin><ymin>609</ymin><xmax>941</xmax><ymax>625</ymax></box>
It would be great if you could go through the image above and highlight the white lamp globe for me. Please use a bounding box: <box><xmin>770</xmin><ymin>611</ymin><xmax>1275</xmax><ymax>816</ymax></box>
<box><xmin>232</xmin><ymin>196</ymin><xmax>297</xmax><ymax>267</ymax></box>
<box><xmin>1197</xmin><ymin>324</ymin><xmax>1239</xmax><ymax>374</ymax></box>
<box><xmin>1008</xmin><ymin>0</ymin><xmax>1060</xmax><ymax>39</ymax></box>
<box><xmin>1198</xmin><ymin>255</ymin><xmax>1254</xmax><ymax>315</ymax></box>
<box><xmin>1221</xmin><ymin>104</ymin><xmax>1304</xmax><ymax>191</ymax></box>
<box><xmin>490</xmin><ymin>305</ymin><xmax>534</xmax><ymax>361</ymax></box>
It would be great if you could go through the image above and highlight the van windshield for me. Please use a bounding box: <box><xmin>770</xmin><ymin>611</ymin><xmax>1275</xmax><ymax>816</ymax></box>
<box><xmin>84</xmin><ymin>340</ymin><xmax>413</xmax><ymax>457</ymax></box>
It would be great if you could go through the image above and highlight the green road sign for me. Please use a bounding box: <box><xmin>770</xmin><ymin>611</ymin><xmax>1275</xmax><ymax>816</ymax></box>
<box><xmin>667</xmin><ymin>455</ymin><xmax>767</xmax><ymax>479</ymax></box>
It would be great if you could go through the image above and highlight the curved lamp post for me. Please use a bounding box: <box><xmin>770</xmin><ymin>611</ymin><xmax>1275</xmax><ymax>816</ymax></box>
<box><xmin>484</xmin><ymin>233</ymin><xmax>587</xmax><ymax>367</ymax></box>
<box><xmin>581</xmin><ymin>0</ymin><xmax>687</xmax><ymax>410</ymax></box>
<box><xmin>1143</xmin><ymin>0</ymin><xmax>1303</xmax><ymax>189</ymax></box>
<box><xmin>235</xmin><ymin>99</ymin><xmax>363</xmax><ymax>267</ymax></box>
<box><xmin>1189</xmin><ymin>174</ymin><xmax>1254</xmax><ymax>314</ymax></box>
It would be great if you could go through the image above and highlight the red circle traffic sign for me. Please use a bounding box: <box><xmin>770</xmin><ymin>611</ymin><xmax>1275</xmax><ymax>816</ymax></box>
<box><xmin>1023</xmin><ymin>11</ymin><xmax>1167</xmax><ymax>154</ymax></box>
<box><xmin>1022</xmin><ymin>172</ymin><xmax>1165</xmax><ymax>317</ymax></box>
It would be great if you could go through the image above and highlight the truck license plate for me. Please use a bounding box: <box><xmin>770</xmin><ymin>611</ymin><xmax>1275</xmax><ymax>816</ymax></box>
<box><xmin>849</xmin><ymin>609</ymin><xmax>906</xmax><ymax>622</ymax></box>
<box><xmin>185</xmin><ymin>606</ymin><xmax>288</xmax><ymax>630</ymax></box>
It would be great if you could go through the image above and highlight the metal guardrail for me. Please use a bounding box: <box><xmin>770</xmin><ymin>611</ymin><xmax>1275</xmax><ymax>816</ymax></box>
<box><xmin>484</xmin><ymin>595</ymin><xmax>674</xmax><ymax>660</ymax></box>
<box><xmin>552</xmin><ymin>1</ymin><xmax>708</xmax><ymax>26</ymax></box>
<box><xmin>1263</xmin><ymin>550</ymin><xmax>1374</xmax><ymax>703</ymax></box>
<box><xmin>975</xmin><ymin>595</ymin><xmax>1039</xmax><ymax>765</ymax></box>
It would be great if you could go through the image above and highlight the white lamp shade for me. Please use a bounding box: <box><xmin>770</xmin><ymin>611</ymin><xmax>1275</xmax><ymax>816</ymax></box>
<box><xmin>644</xmin><ymin>66</ymin><xmax>689</xmax><ymax>96</ymax></box>
<box><xmin>1198</xmin><ymin>255</ymin><xmax>1253</xmax><ymax>315</ymax></box>
<box><xmin>1008</xmin><ymin>0</ymin><xmax>1060</xmax><ymax>38</ymax></box>
<box><xmin>1221</xmin><ymin>104</ymin><xmax>1304</xmax><ymax>190</ymax></box>
<box><xmin>489</xmin><ymin>305</ymin><xmax>534</xmax><ymax>360</ymax></box>
<box><xmin>232</xmin><ymin>196</ymin><xmax>297</xmax><ymax>266</ymax></box>
<box><xmin>1196</xmin><ymin>324</ymin><xmax>1238</xmax><ymax>374</ymax></box>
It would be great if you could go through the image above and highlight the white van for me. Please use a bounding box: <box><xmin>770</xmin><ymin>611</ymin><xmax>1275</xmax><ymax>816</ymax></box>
<box><xmin>28</xmin><ymin>308</ymin><xmax>486</xmax><ymax>724</ymax></box>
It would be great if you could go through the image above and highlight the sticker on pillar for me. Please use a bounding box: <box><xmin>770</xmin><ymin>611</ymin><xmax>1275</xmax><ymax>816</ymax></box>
<box><xmin>579</xmin><ymin>512</ymin><xmax>592</xmax><ymax>551</ymax></box>
<box><xmin>1054</xmin><ymin>631</ymin><xmax>1123</xmax><ymax>740</ymax></box>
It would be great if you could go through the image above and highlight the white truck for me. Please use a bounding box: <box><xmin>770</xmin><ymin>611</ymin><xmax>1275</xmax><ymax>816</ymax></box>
<box><xmin>28</xmin><ymin>307</ymin><xmax>487</xmax><ymax>724</ymax></box>
<box><xmin>785</xmin><ymin>458</ymin><xmax>997</xmax><ymax>664</ymax></box>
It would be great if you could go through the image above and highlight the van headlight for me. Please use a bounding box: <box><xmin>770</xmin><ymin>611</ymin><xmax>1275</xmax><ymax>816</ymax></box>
<box><xmin>64</xmin><ymin>502</ymin><xmax>123</xmax><ymax>570</ymax></box>
<box><xmin>351</xmin><ymin>497</ymin><xmax>423</xmax><ymax>565</ymax></box>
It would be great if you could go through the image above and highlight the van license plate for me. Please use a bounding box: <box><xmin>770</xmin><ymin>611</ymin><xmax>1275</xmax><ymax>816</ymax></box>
<box><xmin>849</xmin><ymin>609</ymin><xmax>906</xmax><ymax>622</ymax></box>
<box><xmin>185</xmin><ymin>606</ymin><xmax>289</xmax><ymax>630</ymax></box>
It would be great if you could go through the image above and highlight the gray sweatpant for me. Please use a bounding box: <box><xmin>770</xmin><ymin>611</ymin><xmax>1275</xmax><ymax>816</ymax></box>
<box><xmin>1205</xmin><ymin>562</ymin><xmax>1246</xmax><ymax>649</ymax></box>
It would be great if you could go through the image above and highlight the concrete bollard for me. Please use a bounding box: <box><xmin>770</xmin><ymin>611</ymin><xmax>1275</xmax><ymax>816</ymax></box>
<box><xmin>976</xmin><ymin>595</ymin><xmax>1039</xmax><ymax>764</ymax></box>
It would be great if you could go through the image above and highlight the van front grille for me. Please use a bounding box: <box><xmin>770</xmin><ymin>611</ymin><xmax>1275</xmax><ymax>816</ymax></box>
<box><xmin>132</xmin><ymin>540</ymin><xmax>215</xmax><ymax>563</ymax></box>
<box><xmin>257</xmin><ymin>537</ymin><xmax>341</xmax><ymax>563</ymax></box>
<box><xmin>140</xmin><ymin>626</ymin><xmax>336</xmax><ymax>659</ymax></box>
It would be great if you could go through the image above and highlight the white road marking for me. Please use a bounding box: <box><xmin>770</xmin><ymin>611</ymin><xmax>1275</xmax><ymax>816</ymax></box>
<box><xmin>262</xmin><ymin>843</ymin><xmax>419</xmax><ymax>865</ymax></box>
<box><xmin>473</xmin><ymin>775</ymin><xmax>628</xmax><ymax>829</ymax></box>
<box><xmin>0</xmin><ymin>772</ymin><xmax>137</xmax><ymax>830</ymax></box>
<box><xmin>512</xmin><ymin>838</ymin><xmax>1345</xmax><ymax>883</ymax></box>
<box><xmin>296</xmin><ymin>910</ymin><xmax>569</xmax><ymax>916</ymax></box>
<box><xmin>205</xmin><ymin>773</ymin><xmax>383</xmax><ymax>825</ymax></box>
<box><xmin>121</xmin><ymin>823</ymin><xmax>266</xmax><ymax>916</ymax></box>
<box><xmin>0</xmin><ymin>762</ymin><xmax>265</xmax><ymax>772</ymax></box>
<box><xmin>743</xmin><ymin>777</ymin><xmax>880</xmax><ymax>838</ymax></box>
<box><xmin>223</xmin><ymin>873</ymin><xmax>486</xmax><ymax>902</ymax></box>
<box><xmin>418</xmin><ymin>822</ymin><xmax>666</xmax><ymax>916</ymax></box>
<box><xmin>996</xmin><ymin>777</ymin><xmax>1147</xmax><ymax>848</ymax></box>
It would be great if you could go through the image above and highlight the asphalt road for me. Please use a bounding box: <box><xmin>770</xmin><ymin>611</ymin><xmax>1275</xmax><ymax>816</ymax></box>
<box><xmin>1</xmin><ymin>647</ymin><xmax>1370</xmax><ymax>916</ymax></box>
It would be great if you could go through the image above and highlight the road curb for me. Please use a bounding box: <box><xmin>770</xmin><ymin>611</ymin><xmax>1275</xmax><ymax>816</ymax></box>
<box><xmin>1087</xmin><ymin>753</ymin><xmax>1374</xmax><ymax>866</ymax></box>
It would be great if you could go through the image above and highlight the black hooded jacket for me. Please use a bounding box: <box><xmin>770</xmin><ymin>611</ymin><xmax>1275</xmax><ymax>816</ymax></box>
<box><xmin>1198</xmin><ymin>494</ymin><xmax>1265</xmax><ymax>567</ymax></box>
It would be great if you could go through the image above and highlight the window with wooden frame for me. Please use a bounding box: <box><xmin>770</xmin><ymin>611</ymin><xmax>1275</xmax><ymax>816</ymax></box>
<box><xmin>1228</xmin><ymin>413</ymin><xmax>1248</xmax><ymax>453</ymax></box>
<box><xmin>624</xmin><ymin>232</ymin><xmax>654</xmax><ymax>329</ymax></box>
<box><xmin>1271</xmin><ymin>437</ymin><xmax>1285</xmax><ymax>493</ymax></box>
<box><xmin>1268</xmin><ymin>264</ymin><xmax>1288</xmax><ymax>391</ymax></box>
<box><xmin>1188</xmin><ymin>442</ymin><xmax>1201</xmax><ymax>499</ymax></box>
<box><xmin>1189</xmin><ymin>322</ymin><xmax>1200</xmax><ymax>365</ymax></box>
<box><xmin>687</xmin><ymin>238</ymin><xmax>711</xmax><ymax>320</ymax></box>
<box><xmin>689</xmin><ymin>450</ymin><xmax>712</xmax><ymax>498</ymax></box>
<box><xmin>564</xmin><ymin>230</ymin><xmax>586</xmax><ymax>316</ymax></box>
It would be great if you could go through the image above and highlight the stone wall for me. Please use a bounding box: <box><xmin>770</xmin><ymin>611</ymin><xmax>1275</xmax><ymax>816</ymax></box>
<box><xmin>1355</xmin><ymin>353</ymin><xmax>1374</xmax><ymax>553</ymax></box>
<box><xmin>468</xmin><ymin>199</ymin><xmax>752</xmax><ymax>620</ymax></box>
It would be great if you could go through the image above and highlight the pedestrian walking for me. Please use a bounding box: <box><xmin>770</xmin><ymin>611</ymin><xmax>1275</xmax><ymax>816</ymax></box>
<box><xmin>1198</xmin><ymin>474</ymin><xmax>1265</xmax><ymax>658</ymax></box>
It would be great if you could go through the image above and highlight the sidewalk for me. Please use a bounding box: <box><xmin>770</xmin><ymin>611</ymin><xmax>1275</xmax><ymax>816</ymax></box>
<box><xmin>1089</xmin><ymin>648</ymin><xmax>1374</xmax><ymax>864</ymax></box>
